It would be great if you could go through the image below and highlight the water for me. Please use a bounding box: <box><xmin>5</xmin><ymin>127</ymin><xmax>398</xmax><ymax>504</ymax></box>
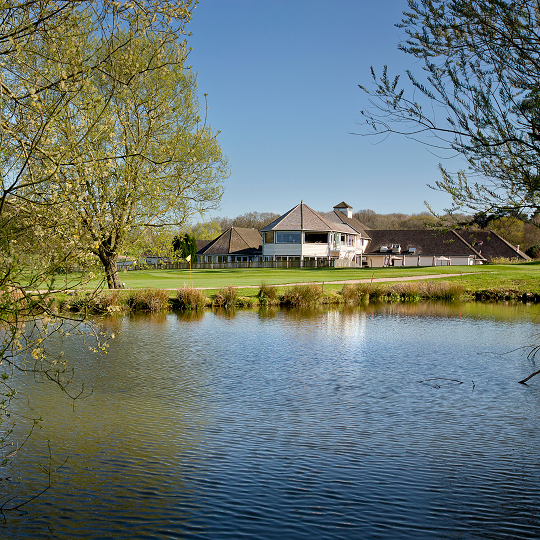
<box><xmin>3</xmin><ymin>302</ymin><xmax>540</xmax><ymax>539</ymax></box>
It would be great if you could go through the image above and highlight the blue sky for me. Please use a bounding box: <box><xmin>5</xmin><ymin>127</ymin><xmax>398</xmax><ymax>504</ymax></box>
<box><xmin>187</xmin><ymin>0</ymin><xmax>460</xmax><ymax>219</ymax></box>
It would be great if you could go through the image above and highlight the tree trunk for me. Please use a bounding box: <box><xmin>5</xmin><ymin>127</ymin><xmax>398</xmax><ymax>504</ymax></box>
<box><xmin>98</xmin><ymin>245</ymin><xmax>122</xmax><ymax>289</ymax></box>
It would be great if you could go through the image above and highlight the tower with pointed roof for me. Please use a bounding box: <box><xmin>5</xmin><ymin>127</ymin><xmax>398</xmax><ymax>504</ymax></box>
<box><xmin>261</xmin><ymin>202</ymin><xmax>368</xmax><ymax>266</ymax></box>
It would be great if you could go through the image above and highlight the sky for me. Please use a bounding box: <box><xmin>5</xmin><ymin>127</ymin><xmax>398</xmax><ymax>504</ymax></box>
<box><xmin>186</xmin><ymin>0</ymin><xmax>461</xmax><ymax>220</ymax></box>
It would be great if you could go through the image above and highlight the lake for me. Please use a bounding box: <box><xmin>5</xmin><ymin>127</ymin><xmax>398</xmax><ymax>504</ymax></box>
<box><xmin>3</xmin><ymin>302</ymin><xmax>540</xmax><ymax>539</ymax></box>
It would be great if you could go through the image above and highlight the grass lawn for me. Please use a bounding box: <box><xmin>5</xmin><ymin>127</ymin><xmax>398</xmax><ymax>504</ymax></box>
<box><xmin>61</xmin><ymin>261</ymin><xmax>540</xmax><ymax>297</ymax></box>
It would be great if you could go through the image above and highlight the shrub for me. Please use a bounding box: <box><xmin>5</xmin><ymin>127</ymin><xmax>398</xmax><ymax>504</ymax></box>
<box><xmin>62</xmin><ymin>291</ymin><xmax>97</xmax><ymax>313</ymax></box>
<box><xmin>417</xmin><ymin>281</ymin><xmax>464</xmax><ymax>301</ymax></box>
<box><xmin>236</xmin><ymin>296</ymin><xmax>256</xmax><ymax>307</ymax></box>
<box><xmin>342</xmin><ymin>283</ymin><xmax>371</xmax><ymax>303</ymax></box>
<box><xmin>342</xmin><ymin>283</ymin><xmax>360</xmax><ymax>303</ymax></box>
<box><xmin>367</xmin><ymin>284</ymin><xmax>383</xmax><ymax>301</ymax></box>
<box><xmin>176</xmin><ymin>287</ymin><xmax>207</xmax><ymax>310</ymax></box>
<box><xmin>391</xmin><ymin>282</ymin><xmax>420</xmax><ymax>301</ymax></box>
<box><xmin>489</xmin><ymin>256</ymin><xmax>521</xmax><ymax>264</ymax></box>
<box><xmin>282</xmin><ymin>284</ymin><xmax>322</xmax><ymax>306</ymax></box>
<box><xmin>96</xmin><ymin>290</ymin><xmax>124</xmax><ymax>313</ymax></box>
<box><xmin>213</xmin><ymin>285</ymin><xmax>237</xmax><ymax>308</ymax></box>
<box><xmin>127</xmin><ymin>288</ymin><xmax>170</xmax><ymax>312</ymax></box>
<box><xmin>258</xmin><ymin>283</ymin><xmax>278</xmax><ymax>302</ymax></box>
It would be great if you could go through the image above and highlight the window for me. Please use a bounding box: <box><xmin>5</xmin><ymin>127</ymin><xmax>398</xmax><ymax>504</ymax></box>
<box><xmin>276</xmin><ymin>231</ymin><xmax>301</xmax><ymax>243</ymax></box>
<box><xmin>305</xmin><ymin>232</ymin><xmax>328</xmax><ymax>244</ymax></box>
<box><xmin>264</xmin><ymin>231</ymin><xmax>274</xmax><ymax>244</ymax></box>
<box><xmin>347</xmin><ymin>236</ymin><xmax>355</xmax><ymax>246</ymax></box>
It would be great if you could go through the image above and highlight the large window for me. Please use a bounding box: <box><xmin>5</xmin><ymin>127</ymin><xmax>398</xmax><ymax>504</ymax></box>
<box><xmin>305</xmin><ymin>232</ymin><xmax>328</xmax><ymax>244</ymax></box>
<box><xmin>276</xmin><ymin>231</ymin><xmax>301</xmax><ymax>243</ymax></box>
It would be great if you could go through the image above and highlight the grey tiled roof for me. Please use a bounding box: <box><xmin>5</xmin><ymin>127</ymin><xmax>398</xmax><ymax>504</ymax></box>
<box><xmin>457</xmin><ymin>229</ymin><xmax>530</xmax><ymax>261</ymax></box>
<box><xmin>196</xmin><ymin>240</ymin><xmax>212</xmax><ymax>252</ymax></box>
<box><xmin>364</xmin><ymin>229</ymin><xmax>484</xmax><ymax>257</ymax></box>
<box><xmin>364</xmin><ymin>229</ymin><xmax>529</xmax><ymax>261</ymax></box>
<box><xmin>261</xmin><ymin>203</ymin><xmax>358</xmax><ymax>234</ymax></box>
<box><xmin>197</xmin><ymin>227</ymin><xmax>262</xmax><ymax>256</ymax></box>
<box><xmin>323</xmin><ymin>211</ymin><xmax>371</xmax><ymax>238</ymax></box>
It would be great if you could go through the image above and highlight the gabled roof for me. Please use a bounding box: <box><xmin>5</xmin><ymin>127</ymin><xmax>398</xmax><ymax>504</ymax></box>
<box><xmin>197</xmin><ymin>227</ymin><xmax>262</xmax><ymax>256</ymax></box>
<box><xmin>333</xmin><ymin>201</ymin><xmax>352</xmax><ymax>209</ymax></box>
<box><xmin>323</xmin><ymin>210</ymin><xmax>371</xmax><ymax>239</ymax></box>
<box><xmin>260</xmin><ymin>203</ymin><xmax>358</xmax><ymax>234</ymax></box>
<box><xmin>458</xmin><ymin>229</ymin><xmax>530</xmax><ymax>261</ymax></box>
<box><xmin>364</xmin><ymin>229</ymin><xmax>485</xmax><ymax>258</ymax></box>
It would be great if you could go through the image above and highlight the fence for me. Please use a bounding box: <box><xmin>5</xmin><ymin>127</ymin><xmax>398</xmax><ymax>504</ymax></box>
<box><xmin>122</xmin><ymin>259</ymin><xmax>339</xmax><ymax>271</ymax></box>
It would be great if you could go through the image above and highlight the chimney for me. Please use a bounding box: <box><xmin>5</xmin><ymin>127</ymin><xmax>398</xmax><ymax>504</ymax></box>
<box><xmin>334</xmin><ymin>202</ymin><xmax>353</xmax><ymax>219</ymax></box>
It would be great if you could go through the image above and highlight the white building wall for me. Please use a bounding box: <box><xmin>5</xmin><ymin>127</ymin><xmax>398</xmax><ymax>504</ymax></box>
<box><xmin>302</xmin><ymin>244</ymin><xmax>331</xmax><ymax>257</ymax></box>
<box><xmin>262</xmin><ymin>231</ymin><xmax>365</xmax><ymax>260</ymax></box>
<box><xmin>366</xmin><ymin>254</ymin><xmax>477</xmax><ymax>267</ymax></box>
<box><xmin>262</xmin><ymin>244</ymin><xmax>303</xmax><ymax>258</ymax></box>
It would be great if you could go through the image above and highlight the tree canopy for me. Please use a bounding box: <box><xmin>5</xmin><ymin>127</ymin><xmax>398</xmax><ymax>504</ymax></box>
<box><xmin>358</xmin><ymin>0</ymin><xmax>540</xmax><ymax>219</ymax></box>
<box><xmin>2</xmin><ymin>3</ymin><xmax>228</xmax><ymax>288</ymax></box>
<box><xmin>0</xmin><ymin>0</ymin><xmax>216</xmax><ymax>496</ymax></box>
<box><xmin>35</xmin><ymin>32</ymin><xmax>226</xmax><ymax>287</ymax></box>
<box><xmin>172</xmin><ymin>232</ymin><xmax>197</xmax><ymax>261</ymax></box>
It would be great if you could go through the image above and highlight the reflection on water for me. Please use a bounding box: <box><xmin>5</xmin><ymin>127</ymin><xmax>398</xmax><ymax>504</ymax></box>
<box><xmin>2</xmin><ymin>303</ymin><xmax>540</xmax><ymax>539</ymax></box>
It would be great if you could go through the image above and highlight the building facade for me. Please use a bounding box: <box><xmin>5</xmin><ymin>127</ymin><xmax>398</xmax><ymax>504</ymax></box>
<box><xmin>261</xmin><ymin>202</ymin><xmax>370</xmax><ymax>266</ymax></box>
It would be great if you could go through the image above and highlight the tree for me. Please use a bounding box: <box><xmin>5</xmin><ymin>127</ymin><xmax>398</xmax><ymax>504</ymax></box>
<box><xmin>27</xmin><ymin>30</ymin><xmax>227</xmax><ymax>288</ymax></box>
<box><xmin>358</xmin><ymin>0</ymin><xmax>540</xmax><ymax>220</ymax></box>
<box><xmin>353</xmin><ymin>209</ymin><xmax>443</xmax><ymax>229</ymax></box>
<box><xmin>189</xmin><ymin>219</ymin><xmax>222</xmax><ymax>240</ymax></box>
<box><xmin>215</xmin><ymin>211</ymin><xmax>280</xmax><ymax>232</ymax></box>
<box><xmin>172</xmin><ymin>232</ymin><xmax>197</xmax><ymax>260</ymax></box>
<box><xmin>0</xmin><ymin>0</ymin><xmax>200</xmax><ymax>504</ymax></box>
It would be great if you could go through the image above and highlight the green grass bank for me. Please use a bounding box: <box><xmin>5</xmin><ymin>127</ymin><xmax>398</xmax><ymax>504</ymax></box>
<box><xmin>53</xmin><ymin>261</ymin><xmax>540</xmax><ymax>313</ymax></box>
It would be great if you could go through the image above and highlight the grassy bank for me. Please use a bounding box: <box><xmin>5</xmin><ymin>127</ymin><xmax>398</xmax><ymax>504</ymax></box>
<box><xmin>39</xmin><ymin>261</ymin><xmax>538</xmax><ymax>314</ymax></box>
<box><xmin>60</xmin><ymin>261</ymin><xmax>540</xmax><ymax>294</ymax></box>
<box><xmin>55</xmin><ymin>268</ymin><xmax>540</xmax><ymax>314</ymax></box>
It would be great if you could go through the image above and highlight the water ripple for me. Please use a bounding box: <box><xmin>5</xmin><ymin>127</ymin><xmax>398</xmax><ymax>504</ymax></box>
<box><xmin>3</xmin><ymin>306</ymin><xmax>540</xmax><ymax>539</ymax></box>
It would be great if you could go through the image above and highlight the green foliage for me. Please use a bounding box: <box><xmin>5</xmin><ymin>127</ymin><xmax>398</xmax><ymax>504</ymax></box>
<box><xmin>258</xmin><ymin>283</ymin><xmax>278</xmax><ymax>302</ymax></box>
<box><xmin>282</xmin><ymin>284</ymin><xmax>322</xmax><ymax>306</ymax></box>
<box><xmin>173</xmin><ymin>233</ymin><xmax>198</xmax><ymax>261</ymax></box>
<box><xmin>189</xmin><ymin>219</ymin><xmax>222</xmax><ymax>240</ymax></box>
<box><xmin>18</xmin><ymin>27</ymin><xmax>227</xmax><ymax>289</ymax></box>
<box><xmin>359</xmin><ymin>0</ymin><xmax>540</xmax><ymax>219</ymax></box>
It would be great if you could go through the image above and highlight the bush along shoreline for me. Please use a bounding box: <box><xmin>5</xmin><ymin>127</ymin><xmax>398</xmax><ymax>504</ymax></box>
<box><xmin>54</xmin><ymin>280</ymin><xmax>540</xmax><ymax>315</ymax></box>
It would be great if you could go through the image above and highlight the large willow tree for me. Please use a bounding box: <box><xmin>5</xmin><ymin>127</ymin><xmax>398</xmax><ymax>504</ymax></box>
<box><xmin>30</xmin><ymin>31</ymin><xmax>227</xmax><ymax>288</ymax></box>
<box><xmin>359</xmin><ymin>0</ymin><xmax>540</xmax><ymax>219</ymax></box>
<box><xmin>0</xmin><ymin>1</ymin><xmax>204</xmax><ymax>502</ymax></box>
